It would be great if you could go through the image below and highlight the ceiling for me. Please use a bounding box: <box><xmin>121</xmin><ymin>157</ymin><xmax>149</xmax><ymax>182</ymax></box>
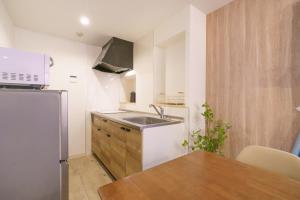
<box><xmin>3</xmin><ymin>0</ymin><xmax>232</xmax><ymax>46</ymax></box>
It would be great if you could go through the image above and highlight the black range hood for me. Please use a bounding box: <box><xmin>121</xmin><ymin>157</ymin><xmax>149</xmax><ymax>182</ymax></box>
<box><xmin>93</xmin><ymin>37</ymin><xmax>133</xmax><ymax>74</ymax></box>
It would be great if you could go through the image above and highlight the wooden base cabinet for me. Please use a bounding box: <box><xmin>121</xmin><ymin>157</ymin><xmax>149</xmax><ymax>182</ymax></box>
<box><xmin>91</xmin><ymin>114</ymin><xmax>142</xmax><ymax>179</ymax></box>
<box><xmin>126</xmin><ymin>129</ymin><xmax>142</xmax><ymax>176</ymax></box>
<box><xmin>110</xmin><ymin>135</ymin><xmax>126</xmax><ymax>179</ymax></box>
<box><xmin>92</xmin><ymin>126</ymin><xmax>111</xmax><ymax>167</ymax></box>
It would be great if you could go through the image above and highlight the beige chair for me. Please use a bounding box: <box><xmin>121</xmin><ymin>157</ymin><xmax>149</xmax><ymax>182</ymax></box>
<box><xmin>236</xmin><ymin>145</ymin><xmax>300</xmax><ymax>181</ymax></box>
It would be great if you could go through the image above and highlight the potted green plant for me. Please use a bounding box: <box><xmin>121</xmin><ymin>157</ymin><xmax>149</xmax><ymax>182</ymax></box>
<box><xmin>183</xmin><ymin>103</ymin><xmax>231</xmax><ymax>155</ymax></box>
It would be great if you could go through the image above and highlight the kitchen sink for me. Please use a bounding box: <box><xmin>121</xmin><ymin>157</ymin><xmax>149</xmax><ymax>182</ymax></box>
<box><xmin>122</xmin><ymin>117</ymin><xmax>171</xmax><ymax>125</ymax></box>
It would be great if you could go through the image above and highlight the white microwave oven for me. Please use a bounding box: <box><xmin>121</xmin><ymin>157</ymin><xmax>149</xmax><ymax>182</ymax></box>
<box><xmin>0</xmin><ymin>47</ymin><xmax>51</xmax><ymax>88</ymax></box>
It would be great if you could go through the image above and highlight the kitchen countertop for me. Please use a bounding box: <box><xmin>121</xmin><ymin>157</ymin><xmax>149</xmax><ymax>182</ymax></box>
<box><xmin>91</xmin><ymin>111</ymin><xmax>183</xmax><ymax>131</ymax></box>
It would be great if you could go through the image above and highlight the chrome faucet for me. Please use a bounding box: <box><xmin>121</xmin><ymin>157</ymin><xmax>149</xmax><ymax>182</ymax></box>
<box><xmin>149</xmin><ymin>104</ymin><xmax>165</xmax><ymax>119</ymax></box>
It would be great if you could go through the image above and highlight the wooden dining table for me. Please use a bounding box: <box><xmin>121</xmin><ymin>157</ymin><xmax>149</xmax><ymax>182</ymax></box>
<box><xmin>98</xmin><ymin>151</ymin><xmax>300</xmax><ymax>200</ymax></box>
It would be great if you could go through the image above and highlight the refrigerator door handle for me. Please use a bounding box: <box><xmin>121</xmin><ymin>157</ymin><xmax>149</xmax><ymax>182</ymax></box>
<box><xmin>59</xmin><ymin>91</ymin><xmax>68</xmax><ymax>161</ymax></box>
<box><xmin>60</xmin><ymin>160</ymin><xmax>69</xmax><ymax>200</ymax></box>
<box><xmin>59</xmin><ymin>91</ymin><xmax>68</xmax><ymax>200</ymax></box>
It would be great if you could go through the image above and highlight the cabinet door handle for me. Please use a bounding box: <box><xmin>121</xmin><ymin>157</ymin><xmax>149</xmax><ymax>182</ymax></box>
<box><xmin>106</xmin><ymin>134</ymin><xmax>111</xmax><ymax>138</ymax></box>
<box><xmin>102</xmin><ymin>119</ymin><xmax>108</xmax><ymax>123</ymax></box>
<box><xmin>120</xmin><ymin>127</ymin><xmax>131</xmax><ymax>132</ymax></box>
<box><xmin>97</xmin><ymin>128</ymin><xmax>101</xmax><ymax>131</ymax></box>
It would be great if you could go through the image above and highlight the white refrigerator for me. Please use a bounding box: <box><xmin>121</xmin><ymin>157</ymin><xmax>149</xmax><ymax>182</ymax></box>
<box><xmin>0</xmin><ymin>89</ymin><xmax>68</xmax><ymax>200</ymax></box>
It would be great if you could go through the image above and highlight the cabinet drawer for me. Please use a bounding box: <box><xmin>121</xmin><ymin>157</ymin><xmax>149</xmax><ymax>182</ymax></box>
<box><xmin>92</xmin><ymin>114</ymin><xmax>142</xmax><ymax>179</ymax></box>
<box><xmin>100</xmin><ymin>136</ymin><xmax>111</xmax><ymax>167</ymax></box>
<box><xmin>92</xmin><ymin>143</ymin><xmax>101</xmax><ymax>158</ymax></box>
<box><xmin>109</xmin><ymin>121</ymin><xmax>128</xmax><ymax>142</ymax></box>
<box><xmin>92</xmin><ymin>126</ymin><xmax>102</xmax><ymax>141</ymax></box>
<box><xmin>92</xmin><ymin>126</ymin><xmax>102</xmax><ymax>158</ymax></box>
<box><xmin>91</xmin><ymin>123</ymin><xmax>111</xmax><ymax>168</ymax></box>
<box><xmin>93</xmin><ymin>116</ymin><xmax>102</xmax><ymax>127</ymax></box>
<box><xmin>92</xmin><ymin>143</ymin><xmax>101</xmax><ymax>159</ymax></box>
<box><xmin>93</xmin><ymin>116</ymin><xmax>109</xmax><ymax>130</ymax></box>
<box><xmin>126</xmin><ymin>128</ymin><xmax>142</xmax><ymax>150</ymax></box>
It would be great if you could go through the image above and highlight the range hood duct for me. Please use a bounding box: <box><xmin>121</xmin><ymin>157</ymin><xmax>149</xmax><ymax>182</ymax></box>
<box><xmin>93</xmin><ymin>37</ymin><xmax>134</xmax><ymax>74</ymax></box>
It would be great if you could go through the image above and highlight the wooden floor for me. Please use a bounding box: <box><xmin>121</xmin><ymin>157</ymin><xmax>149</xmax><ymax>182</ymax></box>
<box><xmin>69</xmin><ymin>155</ymin><xmax>112</xmax><ymax>200</ymax></box>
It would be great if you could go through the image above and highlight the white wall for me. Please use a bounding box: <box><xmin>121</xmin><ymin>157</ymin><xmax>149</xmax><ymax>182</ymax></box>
<box><xmin>121</xmin><ymin>5</ymin><xmax>206</xmax><ymax>142</ymax></box>
<box><xmin>0</xmin><ymin>0</ymin><xmax>14</xmax><ymax>47</ymax></box>
<box><xmin>154</xmin><ymin>5</ymin><xmax>206</xmax><ymax>132</ymax></box>
<box><xmin>120</xmin><ymin>77</ymin><xmax>135</xmax><ymax>103</ymax></box>
<box><xmin>120</xmin><ymin>32</ymin><xmax>155</xmax><ymax>112</ymax></box>
<box><xmin>134</xmin><ymin>33</ymin><xmax>154</xmax><ymax>108</ymax></box>
<box><xmin>185</xmin><ymin>5</ymin><xmax>206</xmax><ymax>131</ymax></box>
<box><xmin>14</xmin><ymin>27</ymin><xmax>121</xmax><ymax>156</ymax></box>
<box><xmin>153</xmin><ymin>46</ymin><xmax>166</xmax><ymax>103</ymax></box>
<box><xmin>154</xmin><ymin>7</ymin><xmax>187</xmax><ymax>46</ymax></box>
<box><xmin>123</xmin><ymin>5</ymin><xmax>206</xmax><ymax>134</ymax></box>
<box><xmin>164</xmin><ymin>35</ymin><xmax>185</xmax><ymax>96</ymax></box>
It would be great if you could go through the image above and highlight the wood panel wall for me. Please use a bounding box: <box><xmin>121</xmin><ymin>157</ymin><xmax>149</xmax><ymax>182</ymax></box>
<box><xmin>206</xmin><ymin>0</ymin><xmax>300</xmax><ymax>157</ymax></box>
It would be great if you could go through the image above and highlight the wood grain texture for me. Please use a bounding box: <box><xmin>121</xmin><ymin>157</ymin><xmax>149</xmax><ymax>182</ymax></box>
<box><xmin>91</xmin><ymin>125</ymin><xmax>102</xmax><ymax>159</ymax></box>
<box><xmin>69</xmin><ymin>155</ymin><xmax>112</xmax><ymax>200</ymax></box>
<box><xmin>206</xmin><ymin>0</ymin><xmax>300</xmax><ymax>157</ymax></box>
<box><xmin>98</xmin><ymin>151</ymin><xmax>300</xmax><ymax>200</ymax></box>
<box><xmin>126</xmin><ymin>129</ymin><xmax>142</xmax><ymax>176</ymax></box>
<box><xmin>91</xmin><ymin>114</ymin><xmax>142</xmax><ymax>179</ymax></box>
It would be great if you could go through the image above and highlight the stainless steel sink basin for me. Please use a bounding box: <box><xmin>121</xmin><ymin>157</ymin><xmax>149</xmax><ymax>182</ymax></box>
<box><xmin>122</xmin><ymin>117</ymin><xmax>171</xmax><ymax>125</ymax></box>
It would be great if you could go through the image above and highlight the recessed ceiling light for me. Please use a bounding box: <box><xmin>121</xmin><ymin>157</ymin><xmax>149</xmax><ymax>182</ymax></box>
<box><xmin>80</xmin><ymin>16</ymin><xmax>90</xmax><ymax>26</ymax></box>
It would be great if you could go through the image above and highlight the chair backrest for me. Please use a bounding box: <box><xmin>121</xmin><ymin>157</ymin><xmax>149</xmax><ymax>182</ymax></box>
<box><xmin>292</xmin><ymin>133</ymin><xmax>300</xmax><ymax>157</ymax></box>
<box><xmin>236</xmin><ymin>145</ymin><xmax>300</xmax><ymax>181</ymax></box>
